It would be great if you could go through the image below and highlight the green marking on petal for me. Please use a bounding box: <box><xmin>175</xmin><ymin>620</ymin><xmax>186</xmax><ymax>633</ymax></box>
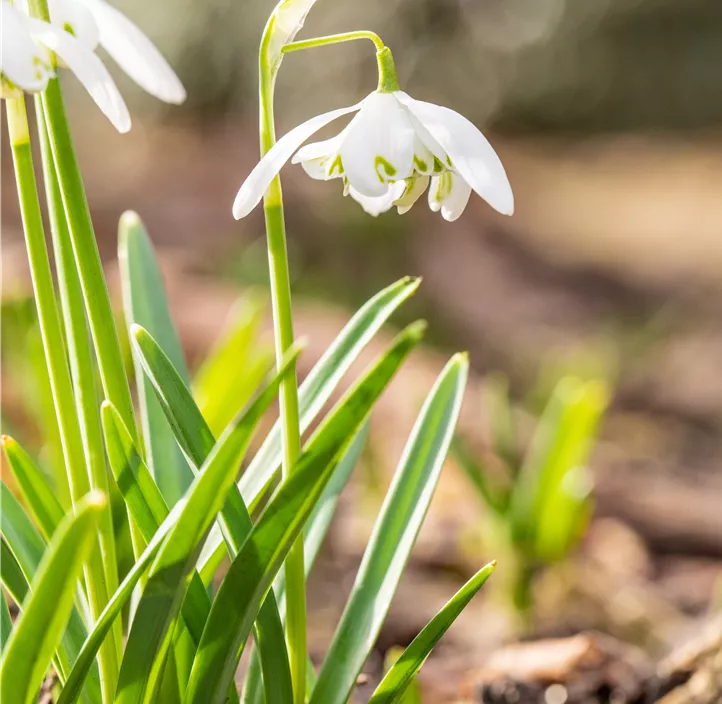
<box><xmin>63</xmin><ymin>22</ymin><xmax>76</xmax><ymax>36</ymax></box>
<box><xmin>375</xmin><ymin>156</ymin><xmax>397</xmax><ymax>182</ymax></box>
<box><xmin>413</xmin><ymin>155</ymin><xmax>428</xmax><ymax>173</ymax></box>
<box><xmin>328</xmin><ymin>154</ymin><xmax>344</xmax><ymax>177</ymax></box>
<box><xmin>433</xmin><ymin>156</ymin><xmax>446</xmax><ymax>174</ymax></box>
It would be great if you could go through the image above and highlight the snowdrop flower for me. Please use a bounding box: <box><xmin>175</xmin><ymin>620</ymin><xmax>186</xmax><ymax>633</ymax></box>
<box><xmin>1</xmin><ymin>0</ymin><xmax>130</xmax><ymax>130</ymax></box>
<box><xmin>233</xmin><ymin>54</ymin><xmax>513</xmax><ymax>222</ymax></box>
<box><xmin>48</xmin><ymin>0</ymin><xmax>186</xmax><ymax>104</ymax></box>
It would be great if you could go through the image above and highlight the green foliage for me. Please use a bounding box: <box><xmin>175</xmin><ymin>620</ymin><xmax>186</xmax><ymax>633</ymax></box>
<box><xmin>456</xmin><ymin>374</ymin><xmax>609</xmax><ymax>615</ymax></box>
<box><xmin>2</xmin><ymin>213</ymin><xmax>493</xmax><ymax>704</ymax></box>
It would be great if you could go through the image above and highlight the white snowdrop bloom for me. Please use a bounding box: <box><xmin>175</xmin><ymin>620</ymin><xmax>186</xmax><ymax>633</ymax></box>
<box><xmin>1</xmin><ymin>1</ymin><xmax>54</xmax><ymax>98</ymax></box>
<box><xmin>49</xmin><ymin>0</ymin><xmax>186</xmax><ymax>104</ymax></box>
<box><xmin>1</xmin><ymin>0</ymin><xmax>130</xmax><ymax>131</ymax></box>
<box><xmin>233</xmin><ymin>85</ymin><xmax>513</xmax><ymax>221</ymax></box>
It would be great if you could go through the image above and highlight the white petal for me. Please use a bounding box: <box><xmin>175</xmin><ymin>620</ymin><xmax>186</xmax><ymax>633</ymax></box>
<box><xmin>29</xmin><ymin>18</ymin><xmax>131</xmax><ymax>133</ymax></box>
<box><xmin>394</xmin><ymin>175</ymin><xmax>430</xmax><ymax>215</ymax></box>
<box><xmin>347</xmin><ymin>181</ymin><xmax>406</xmax><ymax>217</ymax></box>
<box><xmin>292</xmin><ymin>131</ymin><xmax>346</xmax><ymax>180</ymax></box>
<box><xmin>428</xmin><ymin>172</ymin><xmax>471</xmax><ymax>222</ymax></box>
<box><xmin>233</xmin><ymin>101</ymin><xmax>363</xmax><ymax>219</ymax></box>
<box><xmin>1</xmin><ymin>4</ymin><xmax>53</xmax><ymax>94</ymax></box>
<box><xmin>340</xmin><ymin>92</ymin><xmax>416</xmax><ymax>198</ymax></box>
<box><xmin>74</xmin><ymin>0</ymin><xmax>186</xmax><ymax>104</ymax></box>
<box><xmin>395</xmin><ymin>92</ymin><xmax>514</xmax><ymax>216</ymax></box>
<box><xmin>49</xmin><ymin>0</ymin><xmax>99</xmax><ymax>51</ymax></box>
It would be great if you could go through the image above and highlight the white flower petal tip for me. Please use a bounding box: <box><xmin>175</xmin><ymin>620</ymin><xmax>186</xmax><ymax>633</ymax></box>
<box><xmin>348</xmin><ymin>181</ymin><xmax>406</xmax><ymax>217</ymax></box>
<box><xmin>232</xmin><ymin>102</ymin><xmax>363</xmax><ymax>219</ymax></box>
<box><xmin>74</xmin><ymin>0</ymin><xmax>186</xmax><ymax>104</ymax></box>
<box><xmin>394</xmin><ymin>91</ymin><xmax>515</xmax><ymax>217</ymax></box>
<box><xmin>28</xmin><ymin>17</ymin><xmax>131</xmax><ymax>132</ymax></box>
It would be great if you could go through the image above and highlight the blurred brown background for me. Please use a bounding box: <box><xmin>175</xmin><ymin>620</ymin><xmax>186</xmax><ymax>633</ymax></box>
<box><xmin>4</xmin><ymin>0</ymin><xmax>722</xmax><ymax>701</ymax></box>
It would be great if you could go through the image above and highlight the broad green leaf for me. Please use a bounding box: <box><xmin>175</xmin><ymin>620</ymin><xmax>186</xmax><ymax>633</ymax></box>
<box><xmin>0</xmin><ymin>491</ymin><xmax>105</xmax><ymax>704</ymax></box>
<box><xmin>1</xmin><ymin>490</ymin><xmax>95</xmax><ymax>692</ymax></box>
<box><xmin>368</xmin><ymin>562</ymin><xmax>496</xmax><ymax>704</ymax></box>
<box><xmin>242</xmin><ymin>423</ymin><xmax>368</xmax><ymax>704</ymax></box>
<box><xmin>2</xmin><ymin>435</ymin><xmax>65</xmax><ymax>541</ymax></box>
<box><xmin>200</xmin><ymin>277</ymin><xmax>420</xmax><ymax>580</ymax></box>
<box><xmin>185</xmin><ymin>321</ymin><xmax>425</xmax><ymax>704</ymax></box>
<box><xmin>194</xmin><ymin>294</ymin><xmax>272</xmax><ymax>435</ymax></box>
<box><xmin>311</xmin><ymin>353</ymin><xmax>469</xmax><ymax>704</ymax></box>
<box><xmin>114</xmin><ymin>344</ymin><xmax>300</xmax><ymax>704</ymax></box>
<box><xmin>130</xmin><ymin>325</ymin><xmax>295</xmax><ymax>704</ymax></box>
<box><xmin>119</xmin><ymin>211</ymin><xmax>194</xmax><ymax>507</ymax></box>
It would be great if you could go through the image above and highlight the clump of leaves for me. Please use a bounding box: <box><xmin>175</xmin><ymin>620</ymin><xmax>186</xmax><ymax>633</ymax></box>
<box><xmin>1</xmin><ymin>215</ymin><xmax>494</xmax><ymax>704</ymax></box>
<box><xmin>455</xmin><ymin>373</ymin><xmax>608</xmax><ymax>618</ymax></box>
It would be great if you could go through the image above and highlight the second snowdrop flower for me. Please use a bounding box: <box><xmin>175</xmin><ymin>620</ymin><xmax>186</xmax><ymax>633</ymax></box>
<box><xmin>234</xmin><ymin>47</ymin><xmax>513</xmax><ymax>222</ymax></box>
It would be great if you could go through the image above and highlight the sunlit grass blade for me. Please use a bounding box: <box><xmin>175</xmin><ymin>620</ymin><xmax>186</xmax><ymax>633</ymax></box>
<box><xmin>185</xmin><ymin>321</ymin><xmax>425</xmax><ymax>704</ymax></box>
<box><xmin>310</xmin><ymin>353</ymin><xmax>469</xmax><ymax>704</ymax></box>
<box><xmin>2</xmin><ymin>435</ymin><xmax>65</xmax><ymax>541</ymax></box>
<box><xmin>240</xmin><ymin>276</ymin><xmax>420</xmax><ymax>504</ymax></box>
<box><xmin>119</xmin><ymin>212</ymin><xmax>195</xmax><ymax>507</ymax></box>
<box><xmin>193</xmin><ymin>294</ymin><xmax>272</xmax><ymax>435</ymax></box>
<box><xmin>130</xmin><ymin>324</ymin><xmax>295</xmax><ymax>703</ymax></box>
<box><xmin>0</xmin><ymin>491</ymin><xmax>106</xmax><ymax>704</ymax></box>
<box><xmin>114</xmin><ymin>346</ymin><xmax>300</xmax><ymax>704</ymax></box>
<box><xmin>242</xmin><ymin>423</ymin><xmax>368</xmax><ymax>704</ymax></box>
<box><xmin>368</xmin><ymin>561</ymin><xmax>496</xmax><ymax>704</ymax></box>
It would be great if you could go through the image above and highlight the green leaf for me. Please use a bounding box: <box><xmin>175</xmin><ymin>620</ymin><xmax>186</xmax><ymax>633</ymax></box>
<box><xmin>114</xmin><ymin>344</ymin><xmax>300</xmax><ymax>704</ymax></box>
<box><xmin>368</xmin><ymin>562</ymin><xmax>496</xmax><ymax>704</ymax></box>
<box><xmin>184</xmin><ymin>321</ymin><xmax>425</xmax><ymax>704</ymax></box>
<box><xmin>0</xmin><ymin>590</ymin><xmax>11</xmax><ymax>657</ymax></box>
<box><xmin>199</xmin><ymin>277</ymin><xmax>420</xmax><ymax>582</ymax></box>
<box><xmin>1</xmin><ymin>488</ymin><xmax>96</xmax><ymax>692</ymax></box>
<box><xmin>2</xmin><ymin>435</ymin><xmax>66</xmax><ymax>542</ymax></box>
<box><xmin>101</xmin><ymin>401</ymin><xmax>226</xmax><ymax>656</ymax></box>
<box><xmin>119</xmin><ymin>211</ymin><xmax>194</xmax><ymax>507</ymax></box>
<box><xmin>239</xmin><ymin>276</ymin><xmax>420</xmax><ymax>505</ymax></box>
<box><xmin>509</xmin><ymin>377</ymin><xmax>608</xmax><ymax>561</ymax></box>
<box><xmin>56</xmin><ymin>500</ymin><xmax>181</xmax><ymax>704</ymax></box>
<box><xmin>311</xmin><ymin>353</ymin><xmax>469</xmax><ymax>704</ymax></box>
<box><xmin>130</xmin><ymin>325</ymin><xmax>295</xmax><ymax>704</ymax></box>
<box><xmin>0</xmin><ymin>491</ymin><xmax>105</xmax><ymax>704</ymax></box>
<box><xmin>242</xmin><ymin>423</ymin><xmax>368</xmax><ymax>704</ymax></box>
<box><xmin>193</xmin><ymin>294</ymin><xmax>272</xmax><ymax>436</ymax></box>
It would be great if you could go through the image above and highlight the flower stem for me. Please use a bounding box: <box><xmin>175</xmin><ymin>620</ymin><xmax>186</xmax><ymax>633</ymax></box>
<box><xmin>260</xmin><ymin>30</ymin><xmax>306</xmax><ymax>704</ymax></box>
<box><xmin>281</xmin><ymin>32</ymin><xmax>399</xmax><ymax>93</ymax></box>
<box><xmin>36</xmin><ymin>99</ymin><xmax>123</xmax><ymax>664</ymax></box>
<box><xmin>5</xmin><ymin>96</ymin><xmax>119</xmax><ymax>703</ymax></box>
<box><xmin>282</xmin><ymin>30</ymin><xmax>385</xmax><ymax>54</ymax></box>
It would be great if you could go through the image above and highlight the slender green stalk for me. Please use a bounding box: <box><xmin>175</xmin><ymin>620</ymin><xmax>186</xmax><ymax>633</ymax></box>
<box><xmin>282</xmin><ymin>30</ymin><xmax>385</xmax><ymax>54</ymax></box>
<box><xmin>30</xmin><ymin>0</ymin><xmax>146</xmax><ymax>558</ymax></box>
<box><xmin>36</xmin><ymin>102</ymin><xmax>123</xmax><ymax>662</ymax></box>
<box><xmin>5</xmin><ymin>96</ymin><xmax>118</xmax><ymax>702</ymax></box>
<box><xmin>259</xmin><ymin>23</ymin><xmax>305</xmax><ymax>704</ymax></box>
